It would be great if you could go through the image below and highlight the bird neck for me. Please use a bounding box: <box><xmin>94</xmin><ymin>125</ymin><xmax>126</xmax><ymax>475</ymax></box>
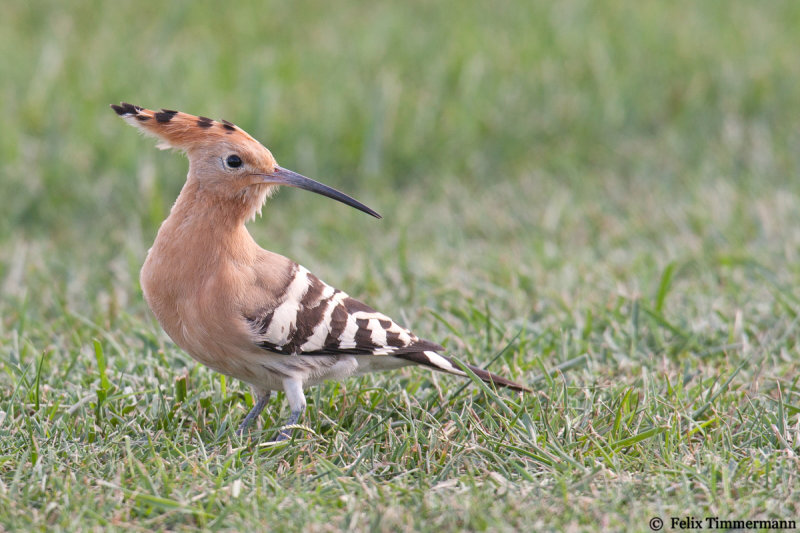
<box><xmin>156</xmin><ymin>179</ymin><xmax>260</xmax><ymax>260</ymax></box>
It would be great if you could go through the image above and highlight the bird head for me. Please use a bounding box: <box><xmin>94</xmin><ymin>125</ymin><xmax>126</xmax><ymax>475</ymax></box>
<box><xmin>111</xmin><ymin>103</ymin><xmax>381</xmax><ymax>222</ymax></box>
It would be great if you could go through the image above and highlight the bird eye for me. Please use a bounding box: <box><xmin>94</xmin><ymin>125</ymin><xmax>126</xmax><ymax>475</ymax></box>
<box><xmin>225</xmin><ymin>155</ymin><xmax>243</xmax><ymax>168</ymax></box>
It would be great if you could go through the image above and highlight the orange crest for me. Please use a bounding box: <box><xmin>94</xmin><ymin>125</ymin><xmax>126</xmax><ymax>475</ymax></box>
<box><xmin>110</xmin><ymin>102</ymin><xmax>258</xmax><ymax>152</ymax></box>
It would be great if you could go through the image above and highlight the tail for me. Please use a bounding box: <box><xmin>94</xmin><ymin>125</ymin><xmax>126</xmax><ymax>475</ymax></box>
<box><xmin>396</xmin><ymin>351</ymin><xmax>531</xmax><ymax>393</ymax></box>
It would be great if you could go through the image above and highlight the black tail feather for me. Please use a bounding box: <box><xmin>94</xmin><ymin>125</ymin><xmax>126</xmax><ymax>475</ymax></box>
<box><xmin>396</xmin><ymin>351</ymin><xmax>531</xmax><ymax>393</ymax></box>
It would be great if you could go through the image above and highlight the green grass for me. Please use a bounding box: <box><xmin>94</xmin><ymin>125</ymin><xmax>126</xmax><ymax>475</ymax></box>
<box><xmin>2</xmin><ymin>0</ymin><xmax>800</xmax><ymax>530</ymax></box>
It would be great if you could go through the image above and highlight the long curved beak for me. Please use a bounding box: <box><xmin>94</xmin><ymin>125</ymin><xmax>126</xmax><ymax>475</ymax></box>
<box><xmin>261</xmin><ymin>167</ymin><xmax>381</xmax><ymax>219</ymax></box>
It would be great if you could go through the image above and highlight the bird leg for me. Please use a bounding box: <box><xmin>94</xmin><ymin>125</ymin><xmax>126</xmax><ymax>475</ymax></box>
<box><xmin>275</xmin><ymin>378</ymin><xmax>306</xmax><ymax>441</ymax></box>
<box><xmin>236</xmin><ymin>389</ymin><xmax>272</xmax><ymax>435</ymax></box>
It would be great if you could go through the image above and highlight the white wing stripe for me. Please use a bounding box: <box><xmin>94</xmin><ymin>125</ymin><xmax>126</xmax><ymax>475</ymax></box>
<box><xmin>369</xmin><ymin>319</ymin><xmax>387</xmax><ymax>346</ymax></box>
<box><xmin>338</xmin><ymin>313</ymin><xmax>360</xmax><ymax>349</ymax></box>
<box><xmin>264</xmin><ymin>266</ymin><xmax>311</xmax><ymax>346</ymax></box>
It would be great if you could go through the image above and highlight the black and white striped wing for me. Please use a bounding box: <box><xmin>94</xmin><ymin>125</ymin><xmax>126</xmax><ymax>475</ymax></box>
<box><xmin>246</xmin><ymin>264</ymin><xmax>443</xmax><ymax>357</ymax></box>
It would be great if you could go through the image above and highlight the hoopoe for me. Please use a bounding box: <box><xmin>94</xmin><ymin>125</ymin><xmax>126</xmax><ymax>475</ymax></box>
<box><xmin>112</xmin><ymin>102</ymin><xmax>530</xmax><ymax>440</ymax></box>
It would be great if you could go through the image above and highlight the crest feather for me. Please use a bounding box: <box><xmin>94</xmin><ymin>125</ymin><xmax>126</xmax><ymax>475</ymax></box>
<box><xmin>110</xmin><ymin>102</ymin><xmax>255</xmax><ymax>151</ymax></box>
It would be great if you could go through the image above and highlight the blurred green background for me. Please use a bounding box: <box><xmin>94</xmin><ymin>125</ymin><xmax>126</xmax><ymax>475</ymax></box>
<box><xmin>2</xmin><ymin>0</ymin><xmax>799</xmax><ymax>530</ymax></box>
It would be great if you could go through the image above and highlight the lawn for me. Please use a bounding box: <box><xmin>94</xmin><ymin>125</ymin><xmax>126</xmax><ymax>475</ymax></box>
<box><xmin>1</xmin><ymin>1</ymin><xmax>799</xmax><ymax>531</ymax></box>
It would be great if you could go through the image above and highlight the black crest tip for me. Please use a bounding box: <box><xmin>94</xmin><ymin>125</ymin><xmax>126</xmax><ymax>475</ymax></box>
<box><xmin>112</xmin><ymin>102</ymin><xmax>142</xmax><ymax>116</ymax></box>
<box><xmin>154</xmin><ymin>112</ymin><xmax>174</xmax><ymax>123</ymax></box>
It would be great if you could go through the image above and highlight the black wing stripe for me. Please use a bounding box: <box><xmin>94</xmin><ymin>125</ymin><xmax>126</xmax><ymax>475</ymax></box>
<box><xmin>354</xmin><ymin>318</ymin><xmax>376</xmax><ymax>351</ymax></box>
<box><xmin>323</xmin><ymin>302</ymin><xmax>349</xmax><ymax>349</ymax></box>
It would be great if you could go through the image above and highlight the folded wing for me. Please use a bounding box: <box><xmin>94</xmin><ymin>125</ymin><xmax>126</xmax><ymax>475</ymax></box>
<box><xmin>246</xmin><ymin>264</ymin><xmax>443</xmax><ymax>357</ymax></box>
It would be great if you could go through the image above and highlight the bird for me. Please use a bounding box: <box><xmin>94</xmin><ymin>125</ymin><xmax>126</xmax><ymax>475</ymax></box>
<box><xmin>111</xmin><ymin>102</ymin><xmax>530</xmax><ymax>440</ymax></box>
